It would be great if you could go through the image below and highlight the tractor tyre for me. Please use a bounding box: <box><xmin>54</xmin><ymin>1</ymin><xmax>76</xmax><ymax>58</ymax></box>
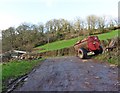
<box><xmin>78</xmin><ymin>48</ymin><xmax>87</xmax><ymax>59</ymax></box>
<box><xmin>94</xmin><ymin>46</ymin><xmax>103</xmax><ymax>55</ymax></box>
<box><xmin>94</xmin><ymin>50</ymin><xmax>99</xmax><ymax>55</ymax></box>
<box><xmin>99</xmin><ymin>46</ymin><xmax>103</xmax><ymax>54</ymax></box>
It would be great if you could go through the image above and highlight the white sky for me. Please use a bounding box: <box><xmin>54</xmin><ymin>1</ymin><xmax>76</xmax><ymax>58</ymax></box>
<box><xmin>0</xmin><ymin>0</ymin><xmax>119</xmax><ymax>30</ymax></box>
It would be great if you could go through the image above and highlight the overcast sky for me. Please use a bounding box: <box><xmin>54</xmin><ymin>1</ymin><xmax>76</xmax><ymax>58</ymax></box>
<box><xmin>0</xmin><ymin>0</ymin><xmax>119</xmax><ymax>30</ymax></box>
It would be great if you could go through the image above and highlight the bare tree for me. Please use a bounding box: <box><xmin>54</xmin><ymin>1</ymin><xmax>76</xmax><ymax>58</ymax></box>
<box><xmin>97</xmin><ymin>16</ymin><xmax>106</xmax><ymax>33</ymax></box>
<box><xmin>74</xmin><ymin>18</ymin><xmax>81</xmax><ymax>32</ymax></box>
<box><xmin>87</xmin><ymin>15</ymin><xmax>98</xmax><ymax>34</ymax></box>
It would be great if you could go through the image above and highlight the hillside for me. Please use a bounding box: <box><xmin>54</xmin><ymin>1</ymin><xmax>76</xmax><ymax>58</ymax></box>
<box><xmin>35</xmin><ymin>30</ymin><xmax>119</xmax><ymax>53</ymax></box>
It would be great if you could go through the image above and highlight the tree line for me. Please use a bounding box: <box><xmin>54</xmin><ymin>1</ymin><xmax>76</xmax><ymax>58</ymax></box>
<box><xmin>2</xmin><ymin>15</ymin><xmax>118</xmax><ymax>52</ymax></box>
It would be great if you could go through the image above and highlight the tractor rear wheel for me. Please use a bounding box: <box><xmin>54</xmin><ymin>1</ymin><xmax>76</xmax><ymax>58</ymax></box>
<box><xmin>94</xmin><ymin>46</ymin><xmax>103</xmax><ymax>55</ymax></box>
<box><xmin>78</xmin><ymin>48</ymin><xmax>87</xmax><ymax>59</ymax></box>
<box><xmin>99</xmin><ymin>46</ymin><xmax>103</xmax><ymax>54</ymax></box>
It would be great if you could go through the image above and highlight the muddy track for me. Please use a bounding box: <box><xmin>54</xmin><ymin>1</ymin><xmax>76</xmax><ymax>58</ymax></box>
<box><xmin>14</xmin><ymin>56</ymin><xmax>118</xmax><ymax>91</ymax></box>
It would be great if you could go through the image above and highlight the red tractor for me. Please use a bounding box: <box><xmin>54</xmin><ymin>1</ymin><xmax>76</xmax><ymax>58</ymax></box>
<box><xmin>74</xmin><ymin>36</ymin><xmax>103</xmax><ymax>59</ymax></box>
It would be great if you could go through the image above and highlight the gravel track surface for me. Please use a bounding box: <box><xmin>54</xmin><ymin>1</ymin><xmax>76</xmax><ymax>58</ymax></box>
<box><xmin>14</xmin><ymin>56</ymin><xmax>118</xmax><ymax>91</ymax></box>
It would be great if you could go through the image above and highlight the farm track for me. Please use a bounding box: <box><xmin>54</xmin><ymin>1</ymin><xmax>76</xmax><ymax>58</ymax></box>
<box><xmin>14</xmin><ymin>56</ymin><xmax>118</xmax><ymax>91</ymax></box>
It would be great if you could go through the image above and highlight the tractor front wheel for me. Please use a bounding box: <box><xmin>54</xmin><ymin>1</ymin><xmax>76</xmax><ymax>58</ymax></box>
<box><xmin>78</xmin><ymin>48</ymin><xmax>87</xmax><ymax>59</ymax></box>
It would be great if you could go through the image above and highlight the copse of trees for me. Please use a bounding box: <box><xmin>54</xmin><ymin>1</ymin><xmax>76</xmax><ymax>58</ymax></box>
<box><xmin>2</xmin><ymin>15</ymin><xmax>118</xmax><ymax>52</ymax></box>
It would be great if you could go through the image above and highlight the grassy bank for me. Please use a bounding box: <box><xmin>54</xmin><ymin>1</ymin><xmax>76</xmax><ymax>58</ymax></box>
<box><xmin>94</xmin><ymin>36</ymin><xmax>119</xmax><ymax>65</ymax></box>
<box><xmin>38</xmin><ymin>37</ymin><xmax>81</xmax><ymax>53</ymax></box>
<box><xmin>36</xmin><ymin>30</ymin><xmax>119</xmax><ymax>53</ymax></box>
<box><xmin>94</xmin><ymin>51</ymin><xmax>119</xmax><ymax>65</ymax></box>
<box><xmin>2</xmin><ymin>59</ymin><xmax>44</xmax><ymax>91</ymax></box>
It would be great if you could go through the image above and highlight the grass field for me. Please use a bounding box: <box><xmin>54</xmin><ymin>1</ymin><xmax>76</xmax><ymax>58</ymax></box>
<box><xmin>36</xmin><ymin>30</ymin><xmax>119</xmax><ymax>53</ymax></box>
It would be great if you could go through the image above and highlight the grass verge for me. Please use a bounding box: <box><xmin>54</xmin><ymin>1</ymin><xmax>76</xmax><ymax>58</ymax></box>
<box><xmin>93</xmin><ymin>39</ymin><xmax>119</xmax><ymax>65</ymax></box>
<box><xmin>94</xmin><ymin>53</ymin><xmax>119</xmax><ymax>65</ymax></box>
<box><xmin>2</xmin><ymin>58</ymin><xmax>44</xmax><ymax>91</ymax></box>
